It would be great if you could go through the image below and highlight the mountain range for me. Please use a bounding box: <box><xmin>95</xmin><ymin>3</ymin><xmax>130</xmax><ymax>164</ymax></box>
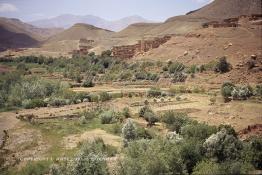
<box><xmin>29</xmin><ymin>15</ymin><xmax>155</xmax><ymax>31</ymax></box>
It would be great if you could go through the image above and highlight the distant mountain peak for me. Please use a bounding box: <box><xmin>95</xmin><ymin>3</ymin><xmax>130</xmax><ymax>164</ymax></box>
<box><xmin>29</xmin><ymin>14</ymin><xmax>155</xmax><ymax>31</ymax></box>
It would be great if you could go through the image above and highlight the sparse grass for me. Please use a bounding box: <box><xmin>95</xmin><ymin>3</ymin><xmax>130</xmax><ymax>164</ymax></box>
<box><xmin>8</xmin><ymin>160</ymin><xmax>51</xmax><ymax>175</ymax></box>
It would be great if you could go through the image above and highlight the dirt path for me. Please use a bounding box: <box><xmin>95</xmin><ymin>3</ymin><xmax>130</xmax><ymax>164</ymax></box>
<box><xmin>72</xmin><ymin>87</ymin><xmax>169</xmax><ymax>93</ymax></box>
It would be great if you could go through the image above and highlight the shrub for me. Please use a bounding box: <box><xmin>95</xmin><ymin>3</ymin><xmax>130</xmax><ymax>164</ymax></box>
<box><xmin>179</xmin><ymin>139</ymin><xmax>203</xmax><ymax>173</ymax></box>
<box><xmin>117</xmin><ymin>139</ymin><xmax>185</xmax><ymax>175</ymax></box>
<box><xmin>79</xmin><ymin>116</ymin><xmax>87</xmax><ymax>125</ymax></box>
<box><xmin>255</xmin><ymin>84</ymin><xmax>262</xmax><ymax>97</ymax></box>
<box><xmin>144</xmin><ymin>111</ymin><xmax>159</xmax><ymax>126</ymax></box>
<box><xmin>81</xmin><ymin>109</ymin><xmax>97</xmax><ymax>120</ymax></box>
<box><xmin>162</xmin><ymin>111</ymin><xmax>191</xmax><ymax>133</ymax></box>
<box><xmin>100</xmin><ymin>110</ymin><xmax>116</xmax><ymax>124</ymax></box>
<box><xmin>218</xmin><ymin>124</ymin><xmax>237</xmax><ymax>137</ymax></box>
<box><xmin>18</xmin><ymin>161</ymin><xmax>50</xmax><ymax>175</ymax></box>
<box><xmin>48</xmin><ymin>98</ymin><xmax>67</xmax><ymax>107</ymax></box>
<box><xmin>22</xmin><ymin>99</ymin><xmax>47</xmax><ymax>109</ymax></box>
<box><xmin>111</xmin><ymin>123</ymin><xmax>122</xmax><ymax>135</ymax></box>
<box><xmin>122</xmin><ymin>107</ymin><xmax>131</xmax><ymax>118</ymax></box>
<box><xmin>203</xmin><ymin>129</ymin><xmax>243</xmax><ymax>162</ymax></box>
<box><xmin>242</xmin><ymin>137</ymin><xmax>262</xmax><ymax>169</ymax></box>
<box><xmin>67</xmin><ymin>139</ymin><xmax>110</xmax><ymax>175</ymax></box>
<box><xmin>136</xmin><ymin>126</ymin><xmax>155</xmax><ymax>139</ymax></box>
<box><xmin>214</xmin><ymin>56</ymin><xmax>231</xmax><ymax>73</ymax></box>
<box><xmin>139</xmin><ymin>106</ymin><xmax>153</xmax><ymax>118</ymax></box>
<box><xmin>146</xmin><ymin>73</ymin><xmax>159</xmax><ymax>81</ymax></box>
<box><xmin>147</xmin><ymin>87</ymin><xmax>162</xmax><ymax>97</ymax></box>
<box><xmin>168</xmin><ymin>62</ymin><xmax>185</xmax><ymax>74</ymax></box>
<box><xmin>88</xmin><ymin>93</ymin><xmax>99</xmax><ymax>102</ymax></box>
<box><xmin>135</xmin><ymin>71</ymin><xmax>147</xmax><ymax>80</ymax></box>
<box><xmin>187</xmin><ymin>65</ymin><xmax>199</xmax><ymax>74</ymax></box>
<box><xmin>181</xmin><ymin>123</ymin><xmax>217</xmax><ymax>141</ymax></box>
<box><xmin>231</xmin><ymin>85</ymin><xmax>253</xmax><ymax>100</ymax></box>
<box><xmin>99</xmin><ymin>92</ymin><xmax>111</xmax><ymax>102</ymax></box>
<box><xmin>221</xmin><ymin>82</ymin><xmax>235</xmax><ymax>98</ymax></box>
<box><xmin>122</xmin><ymin>119</ymin><xmax>137</xmax><ymax>145</ymax></box>
<box><xmin>172</xmin><ymin>72</ymin><xmax>187</xmax><ymax>83</ymax></box>
<box><xmin>82</xmin><ymin>79</ymin><xmax>94</xmax><ymax>87</ymax></box>
<box><xmin>192</xmin><ymin>160</ymin><xmax>220</xmax><ymax>175</ymax></box>
<box><xmin>101</xmin><ymin>50</ymin><xmax>112</xmax><ymax>57</ymax></box>
<box><xmin>16</xmin><ymin>63</ymin><xmax>28</xmax><ymax>72</ymax></box>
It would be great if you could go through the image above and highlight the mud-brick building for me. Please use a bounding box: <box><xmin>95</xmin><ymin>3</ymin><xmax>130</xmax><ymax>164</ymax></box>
<box><xmin>69</xmin><ymin>38</ymin><xmax>94</xmax><ymax>57</ymax></box>
<box><xmin>112</xmin><ymin>35</ymin><xmax>171</xmax><ymax>59</ymax></box>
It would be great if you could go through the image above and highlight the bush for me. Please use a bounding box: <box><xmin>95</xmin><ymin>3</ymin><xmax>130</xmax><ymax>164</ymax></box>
<box><xmin>144</xmin><ymin>111</ymin><xmax>159</xmax><ymax>126</ymax></box>
<box><xmin>162</xmin><ymin>111</ymin><xmax>191</xmax><ymax>133</ymax></box>
<box><xmin>181</xmin><ymin>123</ymin><xmax>217</xmax><ymax>141</ymax></box>
<box><xmin>179</xmin><ymin>139</ymin><xmax>203</xmax><ymax>173</ymax></box>
<box><xmin>122</xmin><ymin>119</ymin><xmax>137</xmax><ymax>145</ymax></box>
<box><xmin>82</xmin><ymin>79</ymin><xmax>94</xmax><ymax>87</ymax></box>
<box><xmin>221</xmin><ymin>82</ymin><xmax>235</xmax><ymax>98</ymax></box>
<box><xmin>117</xmin><ymin>139</ymin><xmax>185</xmax><ymax>175</ymax></box>
<box><xmin>67</xmin><ymin>139</ymin><xmax>110</xmax><ymax>175</ymax></box>
<box><xmin>135</xmin><ymin>71</ymin><xmax>147</xmax><ymax>80</ymax></box>
<box><xmin>22</xmin><ymin>99</ymin><xmax>47</xmax><ymax>109</ymax></box>
<box><xmin>48</xmin><ymin>98</ymin><xmax>67</xmax><ymax>107</ymax></box>
<box><xmin>100</xmin><ymin>110</ymin><xmax>116</xmax><ymax>124</ymax></box>
<box><xmin>79</xmin><ymin>116</ymin><xmax>87</xmax><ymax>125</ymax></box>
<box><xmin>139</xmin><ymin>106</ymin><xmax>153</xmax><ymax>118</ymax></box>
<box><xmin>214</xmin><ymin>56</ymin><xmax>231</xmax><ymax>73</ymax></box>
<box><xmin>231</xmin><ymin>85</ymin><xmax>253</xmax><ymax>100</ymax></box>
<box><xmin>168</xmin><ymin>62</ymin><xmax>185</xmax><ymax>74</ymax></box>
<box><xmin>99</xmin><ymin>92</ymin><xmax>111</xmax><ymax>102</ymax></box>
<box><xmin>218</xmin><ymin>124</ymin><xmax>237</xmax><ymax>137</ymax></box>
<box><xmin>172</xmin><ymin>72</ymin><xmax>187</xmax><ymax>83</ymax></box>
<box><xmin>147</xmin><ymin>87</ymin><xmax>162</xmax><ymax>97</ymax></box>
<box><xmin>136</xmin><ymin>126</ymin><xmax>154</xmax><ymax>139</ymax></box>
<box><xmin>192</xmin><ymin>160</ymin><xmax>221</xmax><ymax>175</ymax></box>
<box><xmin>242</xmin><ymin>137</ymin><xmax>262</xmax><ymax>169</ymax></box>
<box><xmin>18</xmin><ymin>161</ymin><xmax>50</xmax><ymax>175</ymax></box>
<box><xmin>111</xmin><ymin>123</ymin><xmax>122</xmax><ymax>135</ymax></box>
<box><xmin>16</xmin><ymin>63</ymin><xmax>28</xmax><ymax>72</ymax></box>
<box><xmin>122</xmin><ymin>107</ymin><xmax>131</xmax><ymax>118</ymax></box>
<box><xmin>88</xmin><ymin>93</ymin><xmax>99</xmax><ymax>102</ymax></box>
<box><xmin>255</xmin><ymin>84</ymin><xmax>262</xmax><ymax>97</ymax></box>
<box><xmin>203</xmin><ymin>129</ymin><xmax>243</xmax><ymax>162</ymax></box>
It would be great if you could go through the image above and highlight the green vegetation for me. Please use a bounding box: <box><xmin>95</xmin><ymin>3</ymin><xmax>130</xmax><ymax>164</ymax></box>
<box><xmin>221</xmin><ymin>82</ymin><xmax>256</xmax><ymax>101</ymax></box>
<box><xmin>214</xmin><ymin>56</ymin><xmax>231</xmax><ymax>73</ymax></box>
<box><xmin>50</xmin><ymin>138</ymin><xmax>115</xmax><ymax>175</ymax></box>
<box><xmin>161</xmin><ymin>111</ymin><xmax>191</xmax><ymax>133</ymax></box>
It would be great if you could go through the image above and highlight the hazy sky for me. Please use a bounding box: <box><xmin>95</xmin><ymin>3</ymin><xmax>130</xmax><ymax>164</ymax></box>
<box><xmin>0</xmin><ymin>0</ymin><xmax>212</xmax><ymax>22</ymax></box>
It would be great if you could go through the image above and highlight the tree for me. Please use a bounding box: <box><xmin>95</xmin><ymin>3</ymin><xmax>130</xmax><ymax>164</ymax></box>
<box><xmin>122</xmin><ymin>119</ymin><xmax>137</xmax><ymax>146</ymax></box>
<box><xmin>179</xmin><ymin>139</ymin><xmax>203</xmax><ymax>174</ymax></box>
<box><xmin>203</xmin><ymin>129</ymin><xmax>243</xmax><ymax>162</ymax></box>
<box><xmin>117</xmin><ymin>139</ymin><xmax>185</xmax><ymax>175</ymax></box>
<box><xmin>181</xmin><ymin>123</ymin><xmax>217</xmax><ymax>141</ymax></box>
<box><xmin>50</xmin><ymin>139</ymin><xmax>112</xmax><ymax>175</ymax></box>
<box><xmin>161</xmin><ymin>111</ymin><xmax>191</xmax><ymax>133</ymax></box>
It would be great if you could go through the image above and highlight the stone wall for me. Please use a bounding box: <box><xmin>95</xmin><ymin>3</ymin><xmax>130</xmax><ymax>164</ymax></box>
<box><xmin>112</xmin><ymin>35</ymin><xmax>171</xmax><ymax>59</ymax></box>
<box><xmin>202</xmin><ymin>14</ymin><xmax>262</xmax><ymax>28</ymax></box>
